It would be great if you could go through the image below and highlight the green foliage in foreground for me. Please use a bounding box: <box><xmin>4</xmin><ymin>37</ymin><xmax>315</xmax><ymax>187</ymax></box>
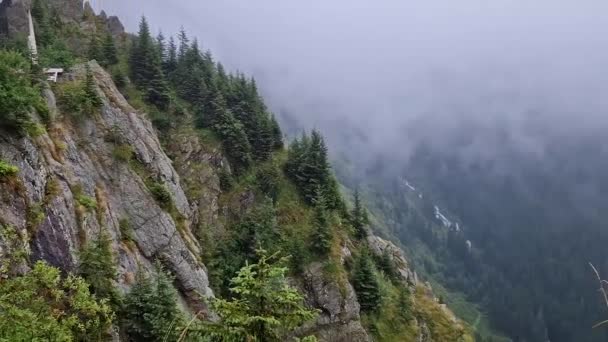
<box><xmin>188</xmin><ymin>249</ymin><xmax>318</xmax><ymax>341</ymax></box>
<box><xmin>0</xmin><ymin>261</ymin><xmax>114</xmax><ymax>341</ymax></box>
<box><xmin>122</xmin><ymin>264</ymin><xmax>184</xmax><ymax>342</ymax></box>
<box><xmin>79</xmin><ymin>230</ymin><xmax>121</xmax><ymax>308</ymax></box>
<box><xmin>0</xmin><ymin>160</ymin><xmax>19</xmax><ymax>179</ymax></box>
<box><xmin>0</xmin><ymin>51</ymin><xmax>48</xmax><ymax>134</ymax></box>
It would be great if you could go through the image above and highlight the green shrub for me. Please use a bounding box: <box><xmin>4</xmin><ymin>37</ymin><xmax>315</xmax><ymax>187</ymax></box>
<box><xmin>39</xmin><ymin>40</ymin><xmax>75</xmax><ymax>69</ymax></box>
<box><xmin>0</xmin><ymin>224</ymin><xmax>29</xmax><ymax>275</ymax></box>
<box><xmin>148</xmin><ymin>182</ymin><xmax>172</xmax><ymax>206</ymax></box>
<box><xmin>0</xmin><ymin>160</ymin><xmax>19</xmax><ymax>179</ymax></box>
<box><xmin>23</xmin><ymin>122</ymin><xmax>46</xmax><ymax>137</ymax></box>
<box><xmin>111</xmin><ymin>67</ymin><xmax>126</xmax><ymax>89</ymax></box>
<box><xmin>119</xmin><ymin>218</ymin><xmax>135</xmax><ymax>242</ymax></box>
<box><xmin>0</xmin><ymin>261</ymin><xmax>114</xmax><ymax>341</ymax></box>
<box><xmin>112</xmin><ymin>144</ymin><xmax>134</xmax><ymax>162</ymax></box>
<box><xmin>77</xmin><ymin>195</ymin><xmax>97</xmax><ymax>210</ymax></box>
<box><xmin>57</xmin><ymin>81</ymin><xmax>91</xmax><ymax>117</ymax></box>
<box><xmin>72</xmin><ymin>184</ymin><xmax>97</xmax><ymax>211</ymax></box>
<box><xmin>0</xmin><ymin>51</ymin><xmax>48</xmax><ymax>134</ymax></box>
<box><xmin>57</xmin><ymin>67</ymin><xmax>102</xmax><ymax>119</ymax></box>
<box><xmin>218</xmin><ymin>167</ymin><xmax>233</xmax><ymax>192</ymax></box>
<box><xmin>45</xmin><ymin>177</ymin><xmax>61</xmax><ymax>200</ymax></box>
<box><xmin>26</xmin><ymin>203</ymin><xmax>45</xmax><ymax>234</ymax></box>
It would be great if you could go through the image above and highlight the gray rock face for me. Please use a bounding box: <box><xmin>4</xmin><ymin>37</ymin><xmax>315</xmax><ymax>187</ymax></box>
<box><xmin>0</xmin><ymin>0</ymin><xmax>30</xmax><ymax>36</ymax></box>
<box><xmin>0</xmin><ymin>61</ymin><xmax>213</xmax><ymax>312</ymax></box>
<box><xmin>48</xmin><ymin>0</ymin><xmax>85</xmax><ymax>24</ymax></box>
<box><xmin>297</xmin><ymin>262</ymin><xmax>370</xmax><ymax>342</ymax></box>
<box><xmin>105</xmin><ymin>15</ymin><xmax>125</xmax><ymax>37</ymax></box>
<box><xmin>165</xmin><ymin>128</ymin><xmax>224</xmax><ymax>235</ymax></box>
<box><xmin>367</xmin><ymin>235</ymin><xmax>417</xmax><ymax>286</ymax></box>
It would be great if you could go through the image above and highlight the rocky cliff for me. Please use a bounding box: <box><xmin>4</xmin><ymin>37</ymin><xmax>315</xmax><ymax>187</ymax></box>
<box><xmin>0</xmin><ymin>62</ymin><xmax>214</xmax><ymax>312</ymax></box>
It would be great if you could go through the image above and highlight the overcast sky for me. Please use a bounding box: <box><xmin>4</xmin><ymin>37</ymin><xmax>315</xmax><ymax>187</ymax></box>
<box><xmin>97</xmin><ymin>0</ymin><xmax>608</xmax><ymax>166</ymax></box>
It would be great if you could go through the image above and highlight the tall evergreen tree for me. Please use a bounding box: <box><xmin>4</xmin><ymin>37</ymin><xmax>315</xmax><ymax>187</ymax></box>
<box><xmin>87</xmin><ymin>34</ymin><xmax>104</xmax><ymax>63</ymax></box>
<box><xmin>129</xmin><ymin>17</ymin><xmax>170</xmax><ymax>109</ymax></box>
<box><xmin>270</xmin><ymin>114</ymin><xmax>284</xmax><ymax>150</ymax></box>
<box><xmin>78</xmin><ymin>229</ymin><xmax>120</xmax><ymax>307</ymax></box>
<box><xmin>311</xmin><ymin>192</ymin><xmax>332</xmax><ymax>255</ymax></box>
<box><xmin>351</xmin><ymin>189</ymin><xmax>369</xmax><ymax>240</ymax></box>
<box><xmin>353</xmin><ymin>251</ymin><xmax>381</xmax><ymax>313</ymax></box>
<box><xmin>212</xmin><ymin>96</ymin><xmax>253</xmax><ymax>174</ymax></box>
<box><xmin>102</xmin><ymin>32</ymin><xmax>118</xmax><ymax>66</ymax></box>
<box><xmin>164</xmin><ymin>36</ymin><xmax>177</xmax><ymax>75</ymax></box>
<box><xmin>84</xmin><ymin>63</ymin><xmax>102</xmax><ymax>109</ymax></box>
<box><xmin>156</xmin><ymin>31</ymin><xmax>166</xmax><ymax>62</ymax></box>
<box><xmin>31</xmin><ymin>0</ymin><xmax>53</xmax><ymax>47</ymax></box>
<box><xmin>175</xmin><ymin>40</ymin><xmax>207</xmax><ymax>105</ymax></box>
<box><xmin>177</xmin><ymin>27</ymin><xmax>189</xmax><ymax>61</ymax></box>
<box><xmin>123</xmin><ymin>264</ymin><xmax>184</xmax><ymax>342</ymax></box>
<box><xmin>129</xmin><ymin>17</ymin><xmax>153</xmax><ymax>85</ymax></box>
<box><xmin>198</xmin><ymin>249</ymin><xmax>318</xmax><ymax>341</ymax></box>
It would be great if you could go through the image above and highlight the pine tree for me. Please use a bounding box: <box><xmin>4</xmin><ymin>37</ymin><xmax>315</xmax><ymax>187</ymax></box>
<box><xmin>156</xmin><ymin>31</ymin><xmax>166</xmax><ymax>62</ymax></box>
<box><xmin>31</xmin><ymin>0</ymin><xmax>53</xmax><ymax>47</ymax></box>
<box><xmin>351</xmin><ymin>189</ymin><xmax>369</xmax><ymax>240</ymax></box>
<box><xmin>176</xmin><ymin>40</ymin><xmax>207</xmax><ymax>106</ymax></box>
<box><xmin>83</xmin><ymin>63</ymin><xmax>102</xmax><ymax>113</ymax></box>
<box><xmin>123</xmin><ymin>263</ymin><xmax>184</xmax><ymax>342</ymax></box>
<box><xmin>353</xmin><ymin>251</ymin><xmax>382</xmax><ymax>312</ymax></box>
<box><xmin>285</xmin><ymin>136</ymin><xmax>305</xmax><ymax>181</ymax></box>
<box><xmin>129</xmin><ymin>17</ymin><xmax>170</xmax><ymax>109</ymax></box>
<box><xmin>197</xmin><ymin>249</ymin><xmax>318</xmax><ymax>341</ymax></box>
<box><xmin>129</xmin><ymin>17</ymin><xmax>153</xmax><ymax>85</ymax></box>
<box><xmin>78</xmin><ymin>229</ymin><xmax>120</xmax><ymax>307</ymax></box>
<box><xmin>270</xmin><ymin>114</ymin><xmax>284</xmax><ymax>150</ymax></box>
<box><xmin>145</xmin><ymin>59</ymin><xmax>171</xmax><ymax>110</ymax></box>
<box><xmin>87</xmin><ymin>34</ymin><xmax>104</xmax><ymax>63</ymax></box>
<box><xmin>311</xmin><ymin>192</ymin><xmax>332</xmax><ymax>255</ymax></box>
<box><xmin>256</xmin><ymin>163</ymin><xmax>281</xmax><ymax>203</ymax></box>
<box><xmin>164</xmin><ymin>36</ymin><xmax>177</xmax><ymax>75</ymax></box>
<box><xmin>214</xmin><ymin>104</ymin><xmax>253</xmax><ymax>174</ymax></box>
<box><xmin>102</xmin><ymin>32</ymin><xmax>118</xmax><ymax>66</ymax></box>
<box><xmin>177</xmin><ymin>27</ymin><xmax>189</xmax><ymax>61</ymax></box>
<box><xmin>375</xmin><ymin>249</ymin><xmax>396</xmax><ymax>279</ymax></box>
<box><xmin>396</xmin><ymin>287</ymin><xmax>413</xmax><ymax>322</ymax></box>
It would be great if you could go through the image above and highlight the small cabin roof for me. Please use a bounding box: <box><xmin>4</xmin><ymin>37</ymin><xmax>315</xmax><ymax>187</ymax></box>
<box><xmin>44</xmin><ymin>68</ymin><xmax>64</xmax><ymax>73</ymax></box>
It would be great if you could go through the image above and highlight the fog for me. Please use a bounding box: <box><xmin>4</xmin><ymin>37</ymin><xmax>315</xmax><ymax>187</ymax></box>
<box><xmin>97</xmin><ymin>0</ymin><xmax>608</xmax><ymax>171</ymax></box>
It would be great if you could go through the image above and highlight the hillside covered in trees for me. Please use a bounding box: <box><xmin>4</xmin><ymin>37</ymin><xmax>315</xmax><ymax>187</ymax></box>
<box><xmin>0</xmin><ymin>0</ymin><xmax>472</xmax><ymax>341</ymax></box>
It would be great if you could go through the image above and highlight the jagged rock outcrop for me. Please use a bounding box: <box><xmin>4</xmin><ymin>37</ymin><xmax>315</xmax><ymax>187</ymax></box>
<box><xmin>0</xmin><ymin>0</ymin><xmax>31</xmax><ymax>36</ymax></box>
<box><xmin>0</xmin><ymin>62</ymin><xmax>213</xmax><ymax>312</ymax></box>
<box><xmin>164</xmin><ymin>126</ymin><xmax>226</xmax><ymax>239</ymax></box>
<box><xmin>367</xmin><ymin>234</ymin><xmax>418</xmax><ymax>285</ymax></box>
<box><xmin>296</xmin><ymin>262</ymin><xmax>370</xmax><ymax>342</ymax></box>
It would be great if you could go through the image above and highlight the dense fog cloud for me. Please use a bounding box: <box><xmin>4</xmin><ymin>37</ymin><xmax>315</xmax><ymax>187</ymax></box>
<box><xmin>98</xmin><ymin>0</ymin><xmax>608</xmax><ymax>167</ymax></box>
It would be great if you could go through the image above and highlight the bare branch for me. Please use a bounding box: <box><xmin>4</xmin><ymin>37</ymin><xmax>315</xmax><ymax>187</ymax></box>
<box><xmin>590</xmin><ymin>262</ymin><xmax>608</xmax><ymax>329</ymax></box>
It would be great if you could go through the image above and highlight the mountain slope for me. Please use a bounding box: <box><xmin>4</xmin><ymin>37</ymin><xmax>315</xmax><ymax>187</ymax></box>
<box><xmin>0</xmin><ymin>0</ymin><xmax>473</xmax><ymax>341</ymax></box>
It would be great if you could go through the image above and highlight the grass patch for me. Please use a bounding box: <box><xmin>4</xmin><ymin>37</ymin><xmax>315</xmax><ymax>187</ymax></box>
<box><xmin>72</xmin><ymin>184</ymin><xmax>97</xmax><ymax>211</ymax></box>
<box><xmin>0</xmin><ymin>160</ymin><xmax>19</xmax><ymax>179</ymax></box>
<box><xmin>112</xmin><ymin>144</ymin><xmax>134</xmax><ymax>162</ymax></box>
